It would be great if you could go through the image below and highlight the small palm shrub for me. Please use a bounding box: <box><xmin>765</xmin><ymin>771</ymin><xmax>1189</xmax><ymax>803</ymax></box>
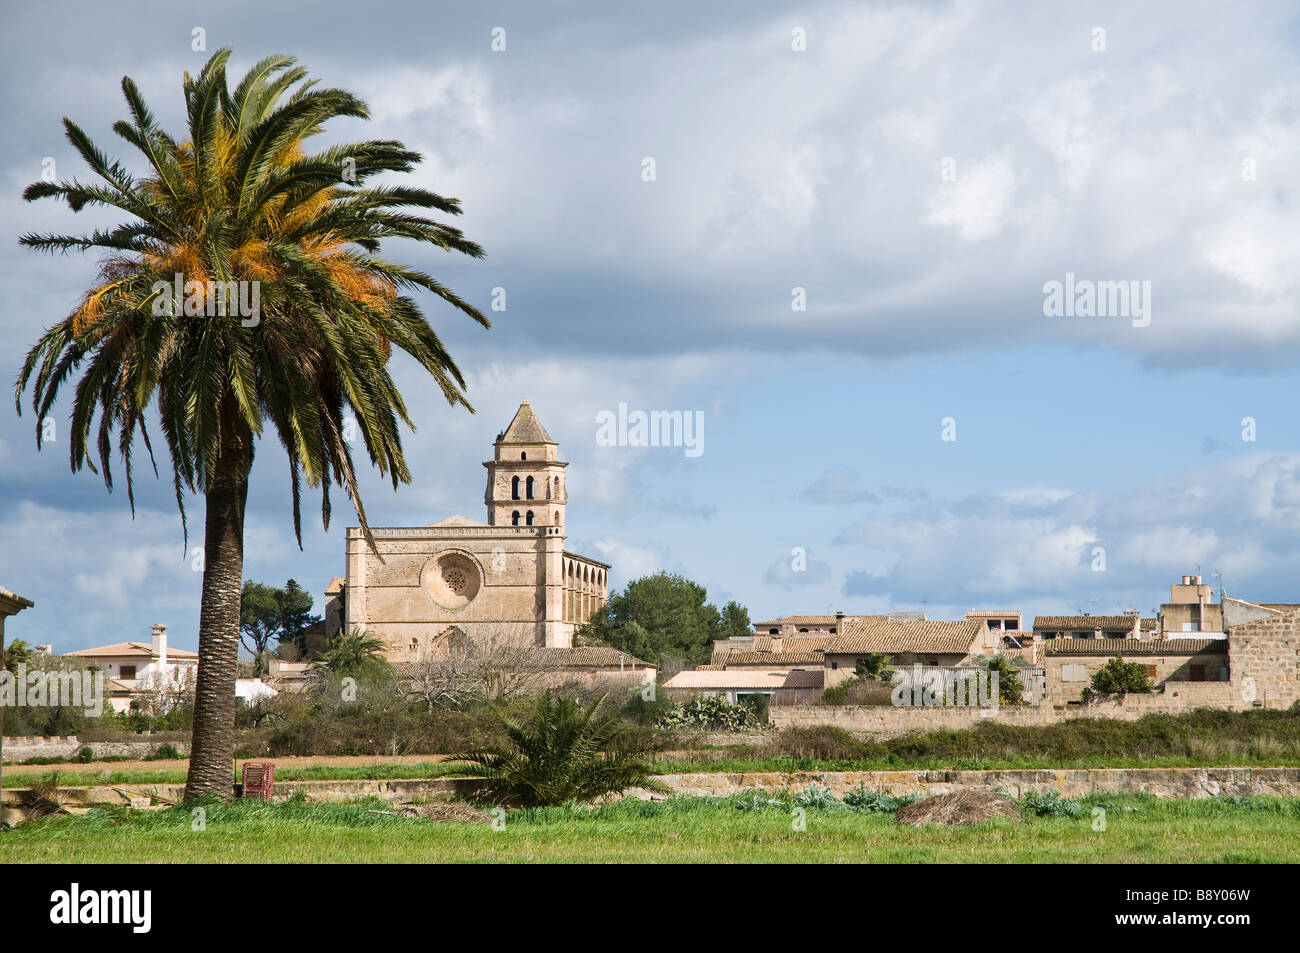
<box><xmin>314</xmin><ymin>628</ymin><xmax>391</xmax><ymax>678</ymax></box>
<box><xmin>458</xmin><ymin>691</ymin><xmax>666</xmax><ymax>807</ymax></box>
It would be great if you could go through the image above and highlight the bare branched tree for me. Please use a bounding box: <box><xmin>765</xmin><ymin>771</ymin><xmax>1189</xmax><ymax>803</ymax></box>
<box><xmin>131</xmin><ymin>666</ymin><xmax>198</xmax><ymax>719</ymax></box>
<box><xmin>398</xmin><ymin>624</ymin><xmax>563</xmax><ymax>711</ymax></box>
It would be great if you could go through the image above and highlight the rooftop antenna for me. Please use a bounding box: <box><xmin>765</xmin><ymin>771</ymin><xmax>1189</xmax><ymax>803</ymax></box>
<box><xmin>1213</xmin><ymin>570</ymin><xmax>1225</xmax><ymax>600</ymax></box>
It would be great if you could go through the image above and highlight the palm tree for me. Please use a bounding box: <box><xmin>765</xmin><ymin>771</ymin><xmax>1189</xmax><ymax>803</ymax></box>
<box><xmin>2</xmin><ymin>638</ymin><xmax>33</xmax><ymax>670</ymax></box>
<box><xmin>456</xmin><ymin>692</ymin><xmax>666</xmax><ymax>807</ymax></box>
<box><xmin>314</xmin><ymin>627</ymin><xmax>389</xmax><ymax>677</ymax></box>
<box><xmin>16</xmin><ymin>50</ymin><xmax>488</xmax><ymax>800</ymax></box>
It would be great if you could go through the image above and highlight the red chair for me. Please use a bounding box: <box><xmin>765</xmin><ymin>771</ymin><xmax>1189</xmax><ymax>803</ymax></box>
<box><xmin>241</xmin><ymin>762</ymin><xmax>275</xmax><ymax>801</ymax></box>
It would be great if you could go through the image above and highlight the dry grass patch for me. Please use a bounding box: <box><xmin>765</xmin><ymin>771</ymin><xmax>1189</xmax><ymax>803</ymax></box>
<box><xmin>894</xmin><ymin>790</ymin><xmax>1021</xmax><ymax>827</ymax></box>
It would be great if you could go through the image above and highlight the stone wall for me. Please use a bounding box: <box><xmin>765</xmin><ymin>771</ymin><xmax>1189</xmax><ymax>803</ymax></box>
<box><xmin>1228</xmin><ymin>609</ymin><xmax>1300</xmax><ymax>709</ymax></box>
<box><xmin>769</xmin><ymin>683</ymin><xmax>1242</xmax><ymax>735</ymax></box>
<box><xmin>1</xmin><ymin>735</ymin><xmax>190</xmax><ymax>763</ymax></box>
<box><xmin>8</xmin><ymin>767</ymin><xmax>1299</xmax><ymax>820</ymax></box>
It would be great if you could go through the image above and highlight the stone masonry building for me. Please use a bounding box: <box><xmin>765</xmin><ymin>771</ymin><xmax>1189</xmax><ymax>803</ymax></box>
<box><xmin>325</xmin><ymin>402</ymin><xmax>611</xmax><ymax>660</ymax></box>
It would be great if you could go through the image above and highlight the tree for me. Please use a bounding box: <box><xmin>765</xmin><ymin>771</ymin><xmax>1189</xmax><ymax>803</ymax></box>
<box><xmin>16</xmin><ymin>51</ymin><xmax>488</xmax><ymax>801</ymax></box>
<box><xmin>456</xmin><ymin>691</ymin><xmax>666</xmax><ymax>807</ymax></box>
<box><xmin>277</xmin><ymin>579</ymin><xmax>318</xmax><ymax>653</ymax></box>
<box><xmin>1089</xmin><ymin>656</ymin><xmax>1153</xmax><ymax>696</ymax></box>
<box><xmin>585</xmin><ymin>572</ymin><xmax>735</xmax><ymax>667</ymax></box>
<box><xmin>2</xmin><ymin>638</ymin><xmax>33</xmax><ymax>670</ymax></box>
<box><xmin>399</xmin><ymin>624</ymin><xmax>560</xmax><ymax>711</ymax></box>
<box><xmin>984</xmin><ymin>655</ymin><xmax>1024</xmax><ymax>705</ymax></box>
<box><xmin>853</xmin><ymin>653</ymin><xmax>894</xmax><ymax>681</ymax></box>
<box><xmin>719</xmin><ymin>600</ymin><xmax>751</xmax><ymax>642</ymax></box>
<box><xmin>315</xmin><ymin>627</ymin><xmax>391</xmax><ymax>679</ymax></box>
<box><xmin>240</xmin><ymin>578</ymin><xmax>321</xmax><ymax>675</ymax></box>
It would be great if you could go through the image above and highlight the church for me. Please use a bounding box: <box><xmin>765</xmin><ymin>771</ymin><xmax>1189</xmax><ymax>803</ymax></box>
<box><xmin>322</xmin><ymin>402</ymin><xmax>614</xmax><ymax>662</ymax></box>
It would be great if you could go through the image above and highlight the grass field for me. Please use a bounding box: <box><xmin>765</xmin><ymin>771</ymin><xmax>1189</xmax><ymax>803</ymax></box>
<box><xmin>2</xmin><ymin>793</ymin><xmax>1297</xmax><ymax>863</ymax></box>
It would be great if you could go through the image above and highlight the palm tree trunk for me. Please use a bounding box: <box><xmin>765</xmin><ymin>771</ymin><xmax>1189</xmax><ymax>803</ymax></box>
<box><xmin>183</xmin><ymin>419</ymin><xmax>252</xmax><ymax>802</ymax></box>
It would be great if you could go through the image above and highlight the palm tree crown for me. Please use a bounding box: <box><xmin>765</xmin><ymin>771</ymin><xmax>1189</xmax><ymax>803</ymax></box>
<box><xmin>17</xmin><ymin>48</ymin><xmax>488</xmax><ymax>547</ymax></box>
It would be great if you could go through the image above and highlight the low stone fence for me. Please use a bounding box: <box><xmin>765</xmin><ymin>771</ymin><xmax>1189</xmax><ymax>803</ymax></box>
<box><xmin>1</xmin><ymin>736</ymin><xmax>191</xmax><ymax>763</ymax></box>
<box><xmin>769</xmin><ymin>683</ymin><xmax>1245</xmax><ymax>736</ymax></box>
<box><xmin>5</xmin><ymin>766</ymin><xmax>1299</xmax><ymax>822</ymax></box>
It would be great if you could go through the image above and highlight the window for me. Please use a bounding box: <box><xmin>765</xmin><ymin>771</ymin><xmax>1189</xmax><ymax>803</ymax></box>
<box><xmin>526</xmin><ymin>510</ymin><xmax>535</xmax><ymax>526</ymax></box>
<box><xmin>521</xmin><ymin>452</ymin><xmax>526</xmax><ymax>460</ymax></box>
<box><xmin>1061</xmin><ymin>664</ymin><xmax>1087</xmax><ymax>682</ymax></box>
<box><xmin>1182</xmin><ymin>622</ymin><xmax>1200</xmax><ymax>632</ymax></box>
<box><xmin>526</xmin><ymin>476</ymin><xmax>534</xmax><ymax>499</ymax></box>
<box><xmin>511</xmin><ymin>476</ymin><xmax>520</xmax><ymax>500</ymax></box>
<box><xmin>511</xmin><ymin>511</ymin><xmax>520</xmax><ymax>525</ymax></box>
<box><xmin>830</xmin><ymin>662</ymin><xmax>839</xmax><ymax>670</ymax></box>
<box><xmin>119</xmin><ymin>665</ymin><xmax>137</xmax><ymax>679</ymax></box>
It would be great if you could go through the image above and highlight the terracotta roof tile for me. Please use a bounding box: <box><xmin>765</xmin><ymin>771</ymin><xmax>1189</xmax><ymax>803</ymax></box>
<box><xmin>826</xmin><ymin>618</ymin><xmax>984</xmax><ymax>655</ymax></box>
<box><xmin>780</xmin><ymin>669</ymin><xmax>825</xmax><ymax>689</ymax></box>
<box><xmin>1044</xmin><ymin>638</ymin><xmax>1227</xmax><ymax>657</ymax></box>
<box><xmin>752</xmin><ymin>615</ymin><xmax>842</xmax><ymax>627</ymax></box>
<box><xmin>1033</xmin><ymin>615</ymin><xmax>1139</xmax><ymax>631</ymax></box>
<box><xmin>67</xmin><ymin>641</ymin><xmax>199</xmax><ymax>659</ymax></box>
<box><xmin>714</xmin><ymin>650</ymin><xmax>827</xmax><ymax>665</ymax></box>
<box><xmin>536</xmin><ymin>646</ymin><xmax>652</xmax><ymax>668</ymax></box>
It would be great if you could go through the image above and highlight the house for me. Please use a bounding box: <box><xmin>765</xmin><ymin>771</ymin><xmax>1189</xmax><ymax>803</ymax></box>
<box><xmin>710</xmin><ymin>636</ymin><xmax>833</xmax><ymax>671</ymax></box>
<box><xmin>66</xmin><ymin>624</ymin><xmax>198</xmax><ymax>713</ymax></box>
<box><xmin>1157</xmin><ymin>574</ymin><xmax>1225</xmax><ymax>638</ymax></box>
<box><xmin>662</xmin><ymin>668</ymin><xmax>797</xmax><ymax>704</ymax></box>
<box><xmin>235</xmin><ymin>678</ymin><xmax>279</xmax><ymax>705</ymax></box>
<box><xmin>751</xmin><ymin>615</ymin><xmax>841</xmax><ymax>636</ymax></box>
<box><xmin>1033</xmin><ymin>613</ymin><xmax>1141</xmax><ymax>641</ymax></box>
<box><xmin>1045</xmin><ymin>638</ymin><xmax>1230</xmax><ymax>702</ymax></box>
<box><xmin>822</xmin><ymin>617</ymin><xmax>995</xmax><ymax>686</ymax></box>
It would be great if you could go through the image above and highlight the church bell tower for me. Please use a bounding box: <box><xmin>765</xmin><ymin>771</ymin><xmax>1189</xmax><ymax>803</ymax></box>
<box><xmin>483</xmin><ymin>401</ymin><xmax>568</xmax><ymax>529</ymax></box>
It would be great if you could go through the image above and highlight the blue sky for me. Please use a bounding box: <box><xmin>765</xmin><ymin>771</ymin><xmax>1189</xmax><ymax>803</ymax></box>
<box><xmin>3</xmin><ymin>0</ymin><xmax>1300</xmax><ymax>653</ymax></box>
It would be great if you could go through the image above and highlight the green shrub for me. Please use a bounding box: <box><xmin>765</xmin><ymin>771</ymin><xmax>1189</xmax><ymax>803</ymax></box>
<box><xmin>793</xmin><ymin>782</ymin><xmax>844</xmax><ymax>811</ymax></box>
<box><xmin>775</xmin><ymin>725</ymin><xmax>875</xmax><ymax>761</ymax></box>
<box><xmin>731</xmin><ymin>790</ymin><xmax>789</xmax><ymax>812</ymax></box>
<box><xmin>1021</xmin><ymin>789</ymin><xmax>1085</xmax><ymax>817</ymax></box>
<box><xmin>656</xmin><ymin>695</ymin><xmax>755</xmax><ymax>731</ymax></box>
<box><xmin>822</xmin><ymin>684</ymin><xmax>849</xmax><ymax>706</ymax></box>
<box><xmin>456</xmin><ymin>691</ymin><xmax>666</xmax><ymax>807</ymax></box>
<box><xmin>842</xmin><ymin>783</ymin><xmax>919</xmax><ymax>813</ymax></box>
<box><xmin>853</xmin><ymin>654</ymin><xmax>895</xmax><ymax>681</ymax></box>
<box><xmin>985</xmin><ymin>655</ymin><xmax>1024</xmax><ymax>705</ymax></box>
<box><xmin>1090</xmin><ymin>656</ymin><xmax>1153</xmax><ymax>696</ymax></box>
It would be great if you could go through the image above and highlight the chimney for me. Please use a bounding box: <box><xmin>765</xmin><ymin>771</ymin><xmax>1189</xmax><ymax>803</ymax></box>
<box><xmin>151</xmin><ymin>624</ymin><xmax>168</xmax><ymax>669</ymax></box>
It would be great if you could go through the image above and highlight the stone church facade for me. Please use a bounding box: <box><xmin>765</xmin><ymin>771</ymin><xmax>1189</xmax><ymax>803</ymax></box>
<box><xmin>323</xmin><ymin>402</ymin><xmax>610</xmax><ymax>661</ymax></box>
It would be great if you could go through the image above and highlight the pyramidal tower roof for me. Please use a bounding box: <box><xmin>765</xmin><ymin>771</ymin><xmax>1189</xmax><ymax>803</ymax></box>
<box><xmin>498</xmin><ymin>401</ymin><xmax>555</xmax><ymax>444</ymax></box>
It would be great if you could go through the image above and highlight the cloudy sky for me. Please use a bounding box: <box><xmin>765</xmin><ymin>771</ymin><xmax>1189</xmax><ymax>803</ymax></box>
<box><xmin>3</xmin><ymin>0</ymin><xmax>1300</xmax><ymax>653</ymax></box>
